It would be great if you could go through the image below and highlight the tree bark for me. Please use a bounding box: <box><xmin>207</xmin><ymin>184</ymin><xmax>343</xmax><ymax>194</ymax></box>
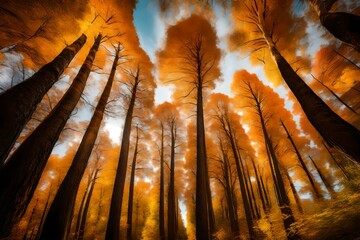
<box><xmin>159</xmin><ymin>124</ymin><xmax>166</xmax><ymax>240</ymax></box>
<box><xmin>78</xmin><ymin>169</ymin><xmax>99</xmax><ymax>240</ymax></box>
<box><xmin>267</xmin><ymin>41</ymin><xmax>360</xmax><ymax>162</ymax></box>
<box><xmin>127</xmin><ymin>126</ymin><xmax>139</xmax><ymax>240</ymax></box>
<box><xmin>39</xmin><ymin>41</ymin><xmax>119</xmax><ymax>240</ymax></box>
<box><xmin>280</xmin><ymin>120</ymin><xmax>323</xmax><ymax>199</ymax></box>
<box><xmin>307</xmin><ymin>0</ymin><xmax>360</xmax><ymax>51</ymax></box>
<box><xmin>0</xmin><ymin>34</ymin><xmax>100</xmax><ymax>239</ymax></box>
<box><xmin>168</xmin><ymin>121</ymin><xmax>177</xmax><ymax>240</ymax></box>
<box><xmin>0</xmin><ymin>34</ymin><xmax>87</xmax><ymax>164</ymax></box>
<box><xmin>105</xmin><ymin>68</ymin><xmax>140</xmax><ymax>240</ymax></box>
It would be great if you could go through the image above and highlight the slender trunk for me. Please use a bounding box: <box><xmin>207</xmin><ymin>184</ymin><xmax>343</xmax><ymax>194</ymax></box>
<box><xmin>74</xmin><ymin>176</ymin><xmax>93</xmax><ymax>239</ymax></box>
<box><xmin>205</xmin><ymin>152</ymin><xmax>216</xmax><ymax>238</ymax></box>
<box><xmin>308</xmin><ymin>156</ymin><xmax>336</xmax><ymax>199</ymax></box>
<box><xmin>249</xmin><ymin>84</ymin><xmax>299</xmax><ymax>239</ymax></box>
<box><xmin>159</xmin><ymin>124</ymin><xmax>165</xmax><ymax>240</ymax></box>
<box><xmin>168</xmin><ymin>122</ymin><xmax>177</xmax><ymax>240</ymax></box>
<box><xmin>221</xmin><ymin>147</ymin><xmax>240</xmax><ymax>239</ymax></box>
<box><xmin>312</xmin><ymin>76</ymin><xmax>359</xmax><ymax>116</ymax></box>
<box><xmin>246</xmin><ymin>166</ymin><xmax>261</xmax><ymax>219</ymax></box>
<box><xmin>0</xmin><ymin>34</ymin><xmax>100</xmax><ymax>238</ymax></box>
<box><xmin>78</xmin><ymin>169</ymin><xmax>99</xmax><ymax>240</ymax></box>
<box><xmin>40</xmin><ymin>41</ymin><xmax>119</xmax><ymax>240</ymax></box>
<box><xmin>280</xmin><ymin>121</ymin><xmax>323</xmax><ymax>199</ymax></box>
<box><xmin>0</xmin><ymin>34</ymin><xmax>87</xmax><ymax>164</ymax></box>
<box><xmin>105</xmin><ymin>69</ymin><xmax>140</xmax><ymax>240</ymax></box>
<box><xmin>127</xmin><ymin>127</ymin><xmax>139</xmax><ymax>240</ymax></box>
<box><xmin>322</xmin><ymin>141</ymin><xmax>349</xmax><ymax>180</ymax></box>
<box><xmin>251</xmin><ymin>159</ymin><xmax>267</xmax><ymax>213</ymax></box>
<box><xmin>266</xmin><ymin>40</ymin><xmax>360</xmax><ymax>161</ymax></box>
<box><xmin>307</xmin><ymin>0</ymin><xmax>360</xmax><ymax>51</ymax></box>
<box><xmin>284</xmin><ymin>171</ymin><xmax>303</xmax><ymax>214</ymax></box>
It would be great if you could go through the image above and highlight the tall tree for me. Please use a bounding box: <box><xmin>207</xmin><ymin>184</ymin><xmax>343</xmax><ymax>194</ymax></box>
<box><xmin>306</xmin><ymin>0</ymin><xmax>360</xmax><ymax>51</ymax></box>
<box><xmin>105</xmin><ymin>66</ymin><xmax>141</xmax><ymax>240</ymax></box>
<box><xmin>280</xmin><ymin>120</ymin><xmax>323</xmax><ymax>199</ymax></box>
<box><xmin>235</xmin><ymin>0</ymin><xmax>360</xmax><ymax>161</ymax></box>
<box><xmin>245</xmin><ymin>80</ymin><xmax>299</xmax><ymax>239</ymax></box>
<box><xmin>127</xmin><ymin>126</ymin><xmax>140</xmax><ymax>240</ymax></box>
<box><xmin>283</xmin><ymin>169</ymin><xmax>303</xmax><ymax>214</ymax></box>
<box><xmin>0</xmin><ymin>34</ymin><xmax>101</xmax><ymax>238</ymax></box>
<box><xmin>0</xmin><ymin>34</ymin><xmax>87</xmax><ymax>164</ymax></box>
<box><xmin>168</xmin><ymin>113</ymin><xmax>178</xmax><ymax>240</ymax></box>
<box><xmin>159</xmin><ymin>123</ymin><xmax>166</xmax><ymax>240</ymax></box>
<box><xmin>39</xmin><ymin>42</ymin><xmax>120</xmax><ymax>240</ymax></box>
<box><xmin>214</xmin><ymin>99</ymin><xmax>255</xmax><ymax>238</ymax></box>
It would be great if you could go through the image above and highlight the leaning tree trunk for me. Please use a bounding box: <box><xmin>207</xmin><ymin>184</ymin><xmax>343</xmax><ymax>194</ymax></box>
<box><xmin>168</xmin><ymin>122</ymin><xmax>177</xmax><ymax>240</ymax></box>
<box><xmin>280</xmin><ymin>121</ymin><xmax>323</xmax><ymax>199</ymax></box>
<box><xmin>284</xmin><ymin>170</ymin><xmax>303</xmax><ymax>214</ymax></box>
<box><xmin>0</xmin><ymin>34</ymin><xmax>101</xmax><ymax>239</ymax></box>
<box><xmin>0</xmin><ymin>34</ymin><xmax>87</xmax><ymax>164</ymax></box>
<box><xmin>308</xmin><ymin>156</ymin><xmax>336</xmax><ymax>199</ymax></box>
<box><xmin>159</xmin><ymin>124</ymin><xmax>166</xmax><ymax>240</ymax></box>
<box><xmin>307</xmin><ymin>0</ymin><xmax>360</xmax><ymax>51</ymax></box>
<box><xmin>105</xmin><ymin>69</ymin><xmax>140</xmax><ymax>240</ymax></box>
<box><xmin>196</xmin><ymin>79</ymin><xmax>211</xmax><ymax>240</ymax></box>
<box><xmin>127</xmin><ymin>127</ymin><xmax>139</xmax><ymax>240</ymax></box>
<box><xmin>74</xmin><ymin>175</ymin><xmax>93</xmax><ymax>239</ymax></box>
<box><xmin>265</xmin><ymin>39</ymin><xmax>360</xmax><ymax>162</ymax></box>
<box><xmin>39</xmin><ymin>39</ymin><xmax>119</xmax><ymax>240</ymax></box>
<box><xmin>78</xmin><ymin>169</ymin><xmax>100</xmax><ymax>240</ymax></box>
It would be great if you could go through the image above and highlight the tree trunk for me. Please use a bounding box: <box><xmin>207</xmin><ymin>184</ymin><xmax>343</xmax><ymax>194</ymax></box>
<box><xmin>220</xmin><ymin>144</ymin><xmax>240</xmax><ymax>239</ymax></box>
<box><xmin>307</xmin><ymin>0</ymin><xmax>360</xmax><ymax>51</ymax></box>
<box><xmin>280</xmin><ymin>121</ymin><xmax>323</xmax><ymax>199</ymax></box>
<box><xmin>196</xmin><ymin>77</ymin><xmax>211</xmax><ymax>240</ymax></box>
<box><xmin>23</xmin><ymin>199</ymin><xmax>38</xmax><ymax>240</ymax></box>
<box><xmin>308</xmin><ymin>156</ymin><xmax>336</xmax><ymax>199</ymax></box>
<box><xmin>74</xmin><ymin>176</ymin><xmax>93</xmax><ymax>239</ymax></box>
<box><xmin>284</xmin><ymin>170</ymin><xmax>303</xmax><ymax>214</ymax></box>
<box><xmin>0</xmin><ymin>34</ymin><xmax>87</xmax><ymax>164</ymax></box>
<box><xmin>127</xmin><ymin>127</ymin><xmax>139</xmax><ymax>240</ymax></box>
<box><xmin>0</xmin><ymin>34</ymin><xmax>101</xmax><ymax>239</ymax></box>
<box><xmin>78</xmin><ymin>169</ymin><xmax>99</xmax><ymax>240</ymax></box>
<box><xmin>251</xmin><ymin>159</ymin><xmax>268</xmax><ymax>213</ymax></box>
<box><xmin>105</xmin><ymin>68</ymin><xmax>140</xmax><ymax>240</ymax></box>
<box><xmin>248</xmin><ymin>84</ymin><xmax>299</xmax><ymax>239</ymax></box>
<box><xmin>39</xmin><ymin>41</ymin><xmax>119</xmax><ymax>240</ymax></box>
<box><xmin>168</xmin><ymin>122</ymin><xmax>177</xmax><ymax>240</ymax></box>
<box><xmin>266</xmin><ymin>41</ymin><xmax>360</xmax><ymax>162</ymax></box>
<box><xmin>159</xmin><ymin>124</ymin><xmax>166</xmax><ymax>240</ymax></box>
<box><xmin>322</xmin><ymin>141</ymin><xmax>349</xmax><ymax>180</ymax></box>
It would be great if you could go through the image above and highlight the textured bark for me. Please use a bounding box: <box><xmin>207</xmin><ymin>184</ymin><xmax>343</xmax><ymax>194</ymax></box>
<box><xmin>159</xmin><ymin>124</ymin><xmax>166</xmax><ymax>240</ymax></box>
<box><xmin>267</xmin><ymin>42</ymin><xmax>360</xmax><ymax>162</ymax></box>
<box><xmin>284</xmin><ymin>170</ymin><xmax>303</xmax><ymax>214</ymax></box>
<box><xmin>280</xmin><ymin>121</ymin><xmax>323</xmax><ymax>199</ymax></box>
<box><xmin>308</xmin><ymin>156</ymin><xmax>336</xmax><ymax>199</ymax></box>
<box><xmin>105</xmin><ymin>68</ymin><xmax>140</xmax><ymax>240</ymax></box>
<box><xmin>40</xmin><ymin>41</ymin><xmax>119</xmax><ymax>240</ymax></box>
<box><xmin>127</xmin><ymin>127</ymin><xmax>139</xmax><ymax>240</ymax></box>
<box><xmin>168</xmin><ymin>121</ymin><xmax>177</xmax><ymax>240</ymax></box>
<box><xmin>0</xmin><ymin>34</ymin><xmax>87</xmax><ymax>164</ymax></box>
<box><xmin>78</xmin><ymin>169</ymin><xmax>99</xmax><ymax>240</ymax></box>
<box><xmin>307</xmin><ymin>0</ymin><xmax>360</xmax><ymax>51</ymax></box>
<box><xmin>0</xmin><ymin>34</ymin><xmax>100</xmax><ymax>239</ymax></box>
